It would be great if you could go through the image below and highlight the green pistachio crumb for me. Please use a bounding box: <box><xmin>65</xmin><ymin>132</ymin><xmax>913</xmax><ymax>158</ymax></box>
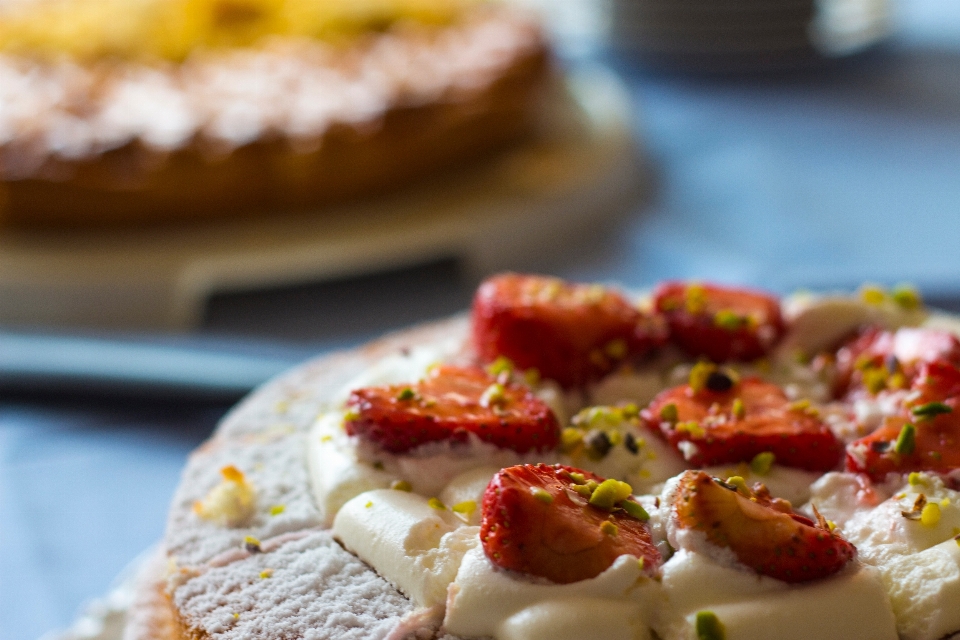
<box><xmin>486</xmin><ymin>356</ymin><xmax>515</xmax><ymax>378</ymax></box>
<box><xmin>391</xmin><ymin>480</ymin><xmax>413</xmax><ymax>492</ymax></box>
<box><xmin>365</xmin><ymin>501</ymin><xmax>373</xmax><ymax>508</ymax></box>
<box><xmin>660</xmin><ymin>403</ymin><xmax>679</xmax><ymax>423</ymax></box>
<box><xmin>452</xmin><ymin>500</ymin><xmax>477</xmax><ymax>515</ymax></box>
<box><xmin>891</xmin><ymin>285</ymin><xmax>922</xmax><ymax>310</ymax></box>
<box><xmin>725</xmin><ymin>476</ymin><xmax>749</xmax><ymax>495</ymax></box>
<box><xmin>895</xmin><ymin>423</ymin><xmax>916</xmax><ymax>455</ymax></box>
<box><xmin>428</xmin><ymin>497</ymin><xmax>446</xmax><ymax>510</ymax></box>
<box><xmin>695</xmin><ymin>610</ymin><xmax>726</xmax><ymax>640</ymax></box>
<box><xmin>573</xmin><ymin>484</ymin><xmax>594</xmax><ymax>497</ymax></box>
<box><xmin>480</xmin><ymin>383</ymin><xmax>507</xmax><ymax>408</ymax></box>
<box><xmin>600</xmin><ymin>520</ymin><xmax>618</xmax><ymax>536</ymax></box>
<box><xmin>714</xmin><ymin>310</ymin><xmax>744</xmax><ymax>331</ymax></box>
<box><xmin>569</xmin><ymin>471</ymin><xmax>587</xmax><ymax>484</ymax></box>
<box><xmin>561</xmin><ymin>427</ymin><xmax>584</xmax><ymax>451</ymax></box>
<box><xmin>750</xmin><ymin>452</ymin><xmax>775</xmax><ymax>476</ymax></box>
<box><xmin>532</xmin><ymin>487</ymin><xmax>554</xmax><ymax>504</ymax></box>
<box><xmin>397</xmin><ymin>388</ymin><xmax>417</xmax><ymax>401</ymax></box>
<box><xmin>911</xmin><ymin>402</ymin><xmax>952</xmax><ymax>420</ymax></box>
<box><xmin>908</xmin><ymin>472</ymin><xmax>926</xmax><ymax>486</ymax></box>
<box><xmin>731</xmin><ymin>398</ymin><xmax>746</xmax><ymax>420</ymax></box>
<box><xmin>621</xmin><ymin>500</ymin><xmax>650</xmax><ymax>521</ymax></box>
<box><xmin>860</xmin><ymin>285</ymin><xmax>887</xmax><ymax>306</ymax></box>
<box><xmin>269</xmin><ymin>504</ymin><xmax>285</xmax><ymax>516</ymax></box>
<box><xmin>589</xmin><ymin>479</ymin><xmax>634</xmax><ymax>510</ymax></box>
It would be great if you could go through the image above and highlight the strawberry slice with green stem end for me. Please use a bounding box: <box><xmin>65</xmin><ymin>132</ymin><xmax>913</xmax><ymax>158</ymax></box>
<box><xmin>480</xmin><ymin>463</ymin><xmax>662</xmax><ymax>584</ymax></box>
<box><xmin>643</xmin><ymin>364</ymin><xmax>843</xmax><ymax>471</ymax></box>
<box><xmin>345</xmin><ymin>365</ymin><xmax>560</xmax><ymax>454</ymax></box>
<box><xmin>471</xmin><ymin>273</ymin><xmax>666</xmax><ymax>389</ymax></box>
<box><xmin>846</xmin><ymin>361</ymin><xmax>960</xmax><ymax>481</ymax></box>
<box><xmin>653</xmin><ymin>281</ymin><xmax>784</xmax><ymax>362</ymax></box>
<box><xmin>672</xmin><ymin>471</ymin><xmax>856</xmax><ymax>583</ymax></box>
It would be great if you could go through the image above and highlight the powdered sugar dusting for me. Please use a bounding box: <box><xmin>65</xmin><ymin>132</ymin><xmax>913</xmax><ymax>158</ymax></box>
<box><xmin>162</xmin><ymin>317</ymin><xmax>471</xmax><ymax>639</ymax></box>
<box><xmin>172</xmin><ymin>530</ymin><xmax>419</xmax><ymax>640</ymax></box>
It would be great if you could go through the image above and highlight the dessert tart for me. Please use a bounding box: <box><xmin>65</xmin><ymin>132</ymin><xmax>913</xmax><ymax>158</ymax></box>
<box><xmin>129</xmin><ymin>274</ymin><xmax>960</xmax><ymax>640</ymax></box>
<box><xmin>0</xmin><ymin>0</ymin><xmax>550</xmax><ymax>227</ymax></box>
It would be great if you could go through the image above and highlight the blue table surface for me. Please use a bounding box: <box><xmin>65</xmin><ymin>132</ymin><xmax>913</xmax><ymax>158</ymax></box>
<box><xmin>4</xmin><ymin>2</ymin><xmax>960</xmax><ymax>638</ymax></box>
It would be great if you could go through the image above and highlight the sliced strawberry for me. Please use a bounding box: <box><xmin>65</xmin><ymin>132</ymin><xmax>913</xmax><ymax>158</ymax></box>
<box><xmin>846</xmin><ymin>361</ymin><xmax>960</xmax><ymax>481</ymax></box>
<box><xmin>471</xmin><ymin>273</ymin><xmax>665</xmax><ymax>389</ymax></box>
<box><xmin>643</xmin><ymin>367</ymin><xmax>843</xmax><ymax>471</ymax></box>
<box><xmin>345</xmin><ymin>365</ymin><xmax>559</xmax><ymax>454</ymax></box>
<box><xmin>653</xmin><ymin>281</ymin><xmax>784</xmax><ymax>362</ymax></box>
<box><xmin>480</xmin><ymin>463</ymin><xmax>661</xmax><ymax>584</ymax></box>
<box><xmin>834</xmin><ymin>326</ymin><xmax>960</xmax><ymax>397</ymax></box>
<box><xmin>671</xmin><ymin>471</ymin><xmax>856</xmax><ymax>583</ymax></box>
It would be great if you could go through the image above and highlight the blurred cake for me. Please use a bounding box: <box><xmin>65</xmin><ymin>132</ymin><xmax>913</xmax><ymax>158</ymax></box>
<box><xmin>0</xmin><ymin>0</ymin><xmax>550</xmax><ymax>227</ymax></box>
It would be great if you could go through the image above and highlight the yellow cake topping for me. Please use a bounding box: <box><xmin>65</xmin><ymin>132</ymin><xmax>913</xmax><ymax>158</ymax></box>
<box><xmin>0</xmin><ymin>0</ymin><xmax>479</xmax><ymax>61</ymax></box>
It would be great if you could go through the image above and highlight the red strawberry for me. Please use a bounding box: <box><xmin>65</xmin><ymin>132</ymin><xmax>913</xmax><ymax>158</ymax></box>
<box><xmin>846</xmin><ymin>361</ymin><xmax>960</xmax><ymax>481</ymax></box>
<box><xmin>471</xmin><ymin>273</ymin><xmax>665</xmax><ymax>389</ymax></box>
<box><xmin>834</xmin><ymin>326</ymin><xmax>960</xmax><ymax>397</ymax></box>
<box><xmin>480</xmin><ymin>463</ymin><xmax>661</xmax><ymax>584</ymax></box>
<box><xmin>345</xmin><ymin>365</ymin><xmax>559</xmax><ymax>454</ymax></box>
<box><xmin>643</xmin><ymin>366</ymin><xmax>843</xmax><ymax>471</ymax></box>
<box><xmin>671</xmin><ymin>471</ymin><xmax>856</xmax><ymax>583</ymax></box>
<box><xmin>653</xmin><ymin>281</ymin><xmax>784</xmax><ymax>362</ymax></box>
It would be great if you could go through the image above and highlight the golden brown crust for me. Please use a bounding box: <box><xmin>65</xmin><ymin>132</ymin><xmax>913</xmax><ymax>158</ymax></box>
<box><xmin>0</xmin><ymin>47</ymin><xmax>549</xmax><ymax>228</ymax></box>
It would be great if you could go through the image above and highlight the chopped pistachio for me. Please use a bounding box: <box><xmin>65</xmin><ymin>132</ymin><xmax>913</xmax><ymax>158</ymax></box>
<box><xmin>714</xmin><ymin>310</ymin><xmax>744</xmax><ymax>331</ymax></box>
<box><xmin>269</xmin><ymin>504</ymin><xmax>285</xmax><ymax>516</ymax></box>
<box><xmin>660</xmin><ymin>403</ymin><xmax>679</xmax><ymax>423</ymax></box>
<box><xmin>894</xmin><ymin>423</ymin><xmax>916</xmax><ymax>455</ymax></box>
<box><xmin>560</xmin><ymin>427</ymin><xmax>584</xmax><ymax>451</ymax></box>
<box><xmin>860</xmin><ymin>285</ymin><xmax>887</xmax><ymax>306</ymax></box>
<box><xmin>750</xmin><ymin>452</ymin><xmax>775</xmax><ymax>476</ymax></box>
<box><xmin>480</xmin><ymin>383</ymin><xmax>507</xmax><ymax>409</ymax></box>
<box><xmin>622</xmin><ymin>500</ymin><xmax>650</xmax><ymax>521</ymax></box>
<box><xmin>689</xmin><ymin>361</ymin><xmax>715</xmax><ymax>393</ymax></box>
<box><xmin>638</xmin><ymin>557</ymin><xmax>646</xmax><ymax>571</ymax></box>
<box><xmin>452</xmin><ymin>500</ymin><xmax>477</xmax><ymax>516</ymax></box>
<box><xmin>676</xmin><ymin>421</ymin><xmax>706</xmax><ymax>438</ymax></box>
<box><xmin>608</xmin><ymin>431</ymin><xmax>623</xmax><ymax>446</ymax></box>
<box><xmin>725</xmin><ymin>476</ymin><xmax>749</xmax><ymax>495</ymax></box>
<box><xmin>685</xmin><ymin>284</ymin><xmax>707</xmax><ymax>314</ymax></box>
<box><xmin>731</xmin><ymin>398</ymin><xmax>746</xmax><ymax>420</ymax></box>
<box><xmin>397</xmin><ymin>387</ymin><xmax>417</xmax><ymax>401</ymax></box>
<box><xmin>243</xmin><ymin>536</ymin><xmax>262</xmax><ymax>553</ymax></box>
<box><xmin>921</xmin><ymin>503</ymin><xmax>942</xmax><ymax>527</ymax></box>
<box><xmin>573</xmin><ymin>484</ymin><xmax>594</xmax><ymax>497</ymax></box>
<box><xmin>365</xmin><ymin>501</ymin><xmax>373</xmax><ymax>508</ymax></box>
<box><xmin>908</xmin><ymin>472</ymin><xmax>926</xmax><ymax>487</ymax></box>
<box><xmin>486</xmin><ymin>356</ymin><xmax>515</xmax><ymax>378</ymax></box>
<box><xmin>568</xmin><ymin>471</ymin><xmax>587</xmax><ymax>484</ymax></box>
<box><xmin>531</xmin><ymin>487</ymin><xmax>554</xmax><ymax>504</ymax></box>
<box><xmin>259</xmin><ymin>569</ymin><xmax>274</xmax><ymax>579</ymax></box>
<box><xmin>343</xmin><ymin>409</ymin><xmax>360</xmax><ymax>423</ymax></box>
<box><xmin>911</xmin><ymin>402</ymin><xmax>952</xmax><ymax>420</ymax></box>
<box><xmin>320</xmin><ymin>434</ymin><xmax>333</xmax><ymax>443</ymax></box>
<box><xmin>589</xmin><ymin>479</ymin><xmax>634</xmax><ymax>510</ymax></box>
<box><xmin>695</xmin><ymin>610</ymin><xmax>726</xmax><ymax>640</ymax></box>
<box><xmin>891</xmin><ymin>284</ymin><xmax>922</xmax><ymax>310</ymax></box>
<box><xmin>600</xmin><ymin>520</ymin><xmax>618</xmax><ymax>536</ymax></box>
<box><xmin>428</xmin><ymin>497</ymin><xmax>446</xmax><ymax>510</ymax></box>
<box><xmin>391</xmin><ymin>480</ymin><xmax>413</xmax><ymax>492</ymax></box>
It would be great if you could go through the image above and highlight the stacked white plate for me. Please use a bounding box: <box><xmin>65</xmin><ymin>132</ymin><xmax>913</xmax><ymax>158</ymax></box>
<box><xmin>610</xmin><ymin>0</ymin><xmax>892</xmax><ymax>72</ymax></box>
